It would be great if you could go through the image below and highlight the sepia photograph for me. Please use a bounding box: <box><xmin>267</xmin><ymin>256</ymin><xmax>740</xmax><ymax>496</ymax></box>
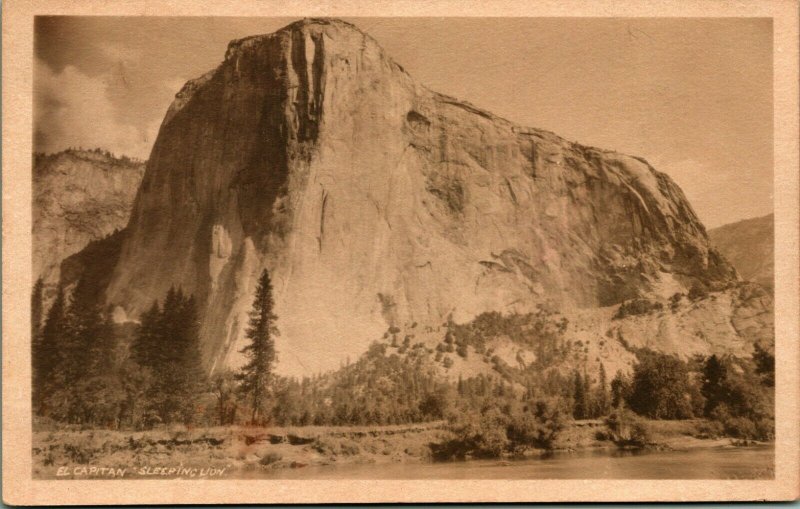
<box><xmin>3</xmin><ymin>0</ymin><xmax>799</xmax><ymax>504</ymax></box>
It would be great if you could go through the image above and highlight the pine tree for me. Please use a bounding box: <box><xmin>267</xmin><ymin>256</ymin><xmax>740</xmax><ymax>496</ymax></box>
<box><xmin>31</xmin><ymin>278</ymin><xmax>45</xmax><ymax>410</ymax></box>
<box><xmin>583</xmin><ymin>369</ymin><xmax>592</xmax><ymax>417</ymax></box>
<box><xmin>131</xmin><ymin>301</ymin><xmax>163</xmax><ymax>369</ymax></box>
<box><xmin>237</xmin><ymin>269</ymin><xmax>278</xmax><ymax>424</ymax></box>
<box><xmin>596</xmin><ymin>363</ymin><xmax>610</xmax><ymax>417</ymax></box>
<box><xmin>31</xmin><ymin>278</ymin><xmax>44</xmax><ymax>340</ymax></box>
<box><xmin>34</xmin><ymin>285</ymin><xmax>67</xmax><ymax>414</ymax></box>
<box><xmin>61</xmin><ymin>278</ymin><xmax>118</xmax><ymax>424</ymax></box>
<box><xmin>150</xmin><ymin>287</ymin><xmax>186</xmax><ymax>422</ymax></box>
<box><xmin>572</xmin><ymin>370</ymin><xmax>586</xmax><ymax>419</ymax></box>
<box><xmin>701</xmin><ymin>354</ymin><xmax>728</xmax><ymax>415</ymax></box>
<box><xmin>128</xmin><ymin>287</ymin><xmax>208</xmax><ymax>425</ymax></box>
<box><xmin>172</xmin><ymin>294</ymin><xmax>206</xmax><ymax>422</ymax></box>
<box><xmin>610</xmin><ymin>370</ymin><xmax>631</xmax><ymax>408</ymax></box>
<box><xmin>66</xmin><ymin>278</ymin><xmax>115</xmax><ymax>382</ymax></box>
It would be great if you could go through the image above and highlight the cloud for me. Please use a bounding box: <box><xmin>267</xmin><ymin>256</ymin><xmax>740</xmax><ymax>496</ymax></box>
<box><xmin>98</xmin><ymin>43</ymin><xmax>143</xmax><ymax>65</ymax></box>
<box><xmin>34</xmin><ymin>58</ymin><xmax>158</xmax><ymax>159</ymax></box>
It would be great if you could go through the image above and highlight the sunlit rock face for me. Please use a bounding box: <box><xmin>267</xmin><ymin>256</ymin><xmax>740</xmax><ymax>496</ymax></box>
<box><xmin>105</xmin><ymin>19</ymin><xmax>736</xmax><ymax>375</ymax></box>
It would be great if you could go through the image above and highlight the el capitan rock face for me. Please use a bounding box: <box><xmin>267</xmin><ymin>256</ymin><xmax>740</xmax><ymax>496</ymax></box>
<box><xmin>105</xmin><ymin>19</ymin><xmax>737</xmax><ymax>375</ymax></box>
<box><xmin>33</xmin><ymin>149</ymin><xmax>145</xmax><ymax>294</ymax></box>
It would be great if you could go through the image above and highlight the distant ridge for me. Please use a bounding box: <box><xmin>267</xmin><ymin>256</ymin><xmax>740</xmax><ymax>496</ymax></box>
<box><xmin>33</xmin><ymin>148</ymin><xmax>145</xmax><ymax>295</ymax></box>
<box><xmin>710</xmin><ymin>213</ymin><xmax>774</xmax><ymax>292</ymax></box>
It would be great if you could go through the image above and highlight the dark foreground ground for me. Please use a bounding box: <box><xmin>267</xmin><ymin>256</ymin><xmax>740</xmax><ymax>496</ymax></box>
<box><xmin>33</xmin><ymin>419</ymin><xmax>770</xmax><ymax>479</ymax></box>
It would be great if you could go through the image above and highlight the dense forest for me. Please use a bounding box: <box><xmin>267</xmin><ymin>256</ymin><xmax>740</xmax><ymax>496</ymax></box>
<box><xmin>31</xmin><ymin>270</ymin><xmax>775</xmax><ymax>458</ymax></box>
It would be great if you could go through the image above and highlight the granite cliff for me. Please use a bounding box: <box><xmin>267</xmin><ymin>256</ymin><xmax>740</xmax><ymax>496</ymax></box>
<box><xmin>33</xmin><ymin>149</ymin><xmax>145</xmax><ymax>296</ymax></box>
<box><xmin>101</xmin><ymin>19</ymin><xmax>744</xmax><ymax>375</ymax></box>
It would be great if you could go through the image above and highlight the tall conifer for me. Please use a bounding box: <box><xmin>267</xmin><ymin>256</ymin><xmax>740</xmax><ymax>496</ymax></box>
<box><xmin>34</xmin><ymin>285</ymin><xmax>66</xmax><ymax>413</ymax></box>
<box><xmin>237</xmin><ymin>269</ymin><xmax>278</xmax><ymax>424</ymax></box>
<box><xmin>31</xmin><ymin>278</ymin><xmax>44</xmax><ymax>340</ymax></box>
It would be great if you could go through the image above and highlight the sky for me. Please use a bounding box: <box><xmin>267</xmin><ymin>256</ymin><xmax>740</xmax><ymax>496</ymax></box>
<box><xmin>34</xmin><ymin>17</ymin><xmax>773</xmax><ymax>228</ymax></box>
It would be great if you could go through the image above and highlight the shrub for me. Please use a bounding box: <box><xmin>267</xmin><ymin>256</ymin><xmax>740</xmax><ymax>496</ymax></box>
<box><xmin>419</xmin><ymin>385</ymin><xmax>452</xmax><ymax>419</ymax></box>
<box><xmin>752</xmin><ymin>343</ymin><xmax>775</xmax><ymax>387</ymax></box>
<box><xmin>669</xmin><ymin>292</ymin><xmax>683</xmax><ymax>311</ymax></box>
<box><xmin>444</xmin><ymin>331</ymin><xmax>454</xmax><ymax>344</ymax></box>
<box><xmin>613</xmin><ymin>299</ymin><xmax>664</xmax><ymax>320</ymax></box>
<box><xmin>688</xmin><ymin>284</ymin><xmax>708</xmax><ymax>301</ymax></box>
<box><xmin>434</xmin><ymin>408</ymin><xmax>509</xmax><ymax>460</ymax></box>
<box><xmin>605</xmin><ymin>408</ymin><xmax>652</xmax><ymax>447</ymax></box>
<box><xmin>709</xmin><ymin>404</ymin><xmax>774</xmax><ymax>441</ymax></box>
<box><xmin>62</xmin><ymin>442</ymin><xmax>95</xmax><ymax>464</ymax></box>
<box><xmin>313</xmin><ymin>437</ymin><xmax>361</xmax><ymax>456</ymax></box>
<box><xmin>260</xmin><ymin>451</ymin><xmax>282</xmax><ymax>466</ymax></box>
<box><xmin>506</xmin><ymin>398</ymin><xmax>568</xmax><ymax>451</ymax></box>
<box><xmin>432</xmin><ymin>397</ymin><xmax>567</xmax><ymax>460</ymax></box>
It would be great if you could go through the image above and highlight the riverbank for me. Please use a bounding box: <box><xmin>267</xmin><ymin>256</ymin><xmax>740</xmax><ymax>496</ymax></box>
<box><xmin>33</xmin><ymin>422</ymin><xmax>448</xmax><ymax>478</ymax></box>
<box><xmin>32</xmin><ymin>419</ymin><xmax>767</xmax><ymax>479</ymax></box>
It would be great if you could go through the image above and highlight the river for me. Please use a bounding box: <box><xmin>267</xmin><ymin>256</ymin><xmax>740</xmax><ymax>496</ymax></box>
<box><xmin>255</xmin><ymin>444</ymin><xmax>774</xmax><ymax>479</ymax></box>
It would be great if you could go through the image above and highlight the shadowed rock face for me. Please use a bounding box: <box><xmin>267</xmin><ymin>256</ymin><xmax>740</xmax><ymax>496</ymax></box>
<box><xmin>33</xmin><ymin>149</ymin><xmax>145</xmax><ymax>296</ymax></box>
<box><xmin>104</xmin><ymin>19</ymin><xmax>736</xmax><ymax>375</ymax></box>
<box><xmin>710</xmin><ymin>214</ymin><xmax>774</xmax><ymax>292</ymax></box>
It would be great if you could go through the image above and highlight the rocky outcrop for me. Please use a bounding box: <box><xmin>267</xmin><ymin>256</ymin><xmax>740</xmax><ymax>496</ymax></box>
<box><xmin>33</xmin><ymin>149</ymin><xmax>145</xmax><ymax>296</ymax></box>
<box><xmin>104</xmin><ymin>19</ymin><xmax>737</xmax><ymax>375</ymax></box>
<box><xmin>709</xmin><ymin>214</ymin><xmax>774</xmax><ymax>291</ymax></box>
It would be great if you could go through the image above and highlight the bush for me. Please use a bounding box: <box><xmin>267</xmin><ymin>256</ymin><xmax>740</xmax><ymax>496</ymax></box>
<box><xmin>614</xmin><ymin>299</ymin><xmax>664</xmax><ymax>320</ymax></box>
<box><xmin>605</xmin><ymin>408</ymin><xmax>652</xmax><ymax>447</ymax></box>
<box><xmin>313</xmin><ymin>437</ymin><xmax>361</xmax><ymax>456</ymax></box>
<box><xmin>669</xmin><ymin>293</ymin><xmax>683</xmax><ymax>311</ymax></box>
<box><xmin>752</xmin><ymin>343</ymin><xmax>775</xmax><ymax>387</ymax></box>
<box><xmin>260</xmin><ymin>451</ymin><xmax>282</xmax><ymax>466</ymax></box>
<box><xmin>433</xmin><ymin>397</ymin><xmax>567</xmax><ymax>460</ymax></box>
<box><xmin>419</xmin><ymin>386</ymin><xmax>452</xmax><ymax>419</ymax></box>
<box><xmin>710</xmin><ymin>404</ymin><xmax>774</xmax><ymax>441</ymax></box>
<box><xmin>506</xmin><ymin>398</ymin><xmax>568</xmax><ymax>451</ymax></box>
<box><xmin>435</xmin><ymin>408</ymin><xmax>509</xmax><ymax>460</ymax></box>
<box><xmin>688</xmin><ymin>284</ymin><xmax>708</xmax><ymax>301</ymax></box>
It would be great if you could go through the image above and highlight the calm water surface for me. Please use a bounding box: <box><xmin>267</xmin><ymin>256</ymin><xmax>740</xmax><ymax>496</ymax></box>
<box><xmin>256</xmin><ymin>445</ymin><xmax>774</xmax><ymax>479</ymax></box>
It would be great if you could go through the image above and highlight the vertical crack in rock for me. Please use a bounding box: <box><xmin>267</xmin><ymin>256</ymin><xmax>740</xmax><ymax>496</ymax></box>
<box><xmin>291</xmin><ymin>29</ymin><xmax>326</xmax><ymax>141</ymax></box>
<box><xmin>318</xmin><ymin>188</ymin><xmax>329</xmax><ymax>253</ymax></box>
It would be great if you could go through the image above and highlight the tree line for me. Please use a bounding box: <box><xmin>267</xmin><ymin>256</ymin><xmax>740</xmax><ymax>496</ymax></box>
<box><xmin>609</xmin><ymin>347</ymin><xmax>774</xmax><ymax>440</ymax></box>
<box><xmin>31</xmin><ymin>270</ymin><xmax>277</xmax><ymax>429</ymax></box>
<box><xmin>31</xmin><ymin>272</ymin><xmax>774</xmax><ymax>445</ymax></box>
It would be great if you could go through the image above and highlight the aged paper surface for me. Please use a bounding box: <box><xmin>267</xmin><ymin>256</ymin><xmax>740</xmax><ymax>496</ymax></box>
<box><xmin>3</xmin><ymin>0</ymin><xmax>798</xmax><ymax>504</ymax></box>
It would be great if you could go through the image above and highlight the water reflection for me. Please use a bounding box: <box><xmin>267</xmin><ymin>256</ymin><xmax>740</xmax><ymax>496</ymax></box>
<box><xmin>251</xmin><ymin>444</ymin><xmax>774</xmax><ymax>480</ymax></box>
